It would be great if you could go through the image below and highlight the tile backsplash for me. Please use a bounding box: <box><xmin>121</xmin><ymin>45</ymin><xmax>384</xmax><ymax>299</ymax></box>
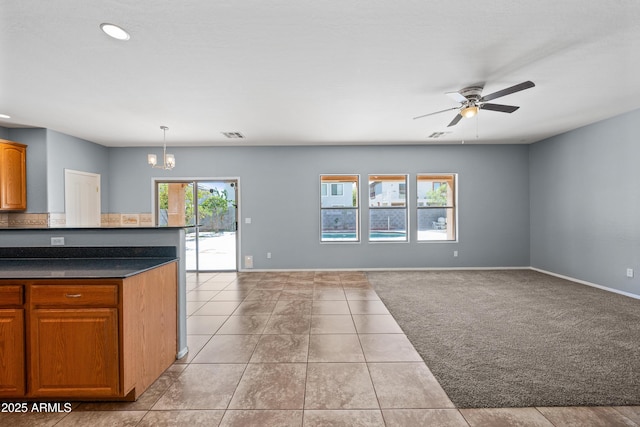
<box><xmin>0</xmin><ymin>212</ymin><xmax>155</xmax><ymax>228</ymax></box>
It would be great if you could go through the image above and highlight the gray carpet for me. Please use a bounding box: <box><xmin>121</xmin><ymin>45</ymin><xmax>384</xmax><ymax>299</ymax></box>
<box><xmin>367</xmin><ymin>269</ymin><xmax>640</xmax><ymax>408</ymax></box>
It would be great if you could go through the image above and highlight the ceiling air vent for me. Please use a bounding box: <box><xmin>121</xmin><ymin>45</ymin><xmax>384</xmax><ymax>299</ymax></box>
<box><xmin>222</xmin><ymin>132</ymin><xmax>245</xmax><ymax>139</ymax></box>
<box><xmin>427</xmin><ymin>131</ymin><xmax>450</xmax><ymax>139</ymax></box>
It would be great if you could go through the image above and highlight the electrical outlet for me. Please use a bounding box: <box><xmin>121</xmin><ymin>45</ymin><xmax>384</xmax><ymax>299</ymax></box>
<box><xmin>267</xmin><ymin>252</ymin><xmax>272</xmax><ymax>259</ymax></box>
<box><xmin>453</xmin><ymin>250</ymin><xmax>458</xmax><ymax>257</ymax></box>
<box><xmin>244</xmin><ymin>255</ymin><xmax>253</xmax><ymax>269</ymax></box>
<box><xmin>626</xmin><ymin>268</ymin><xmax>634</xmax><ymax>278</ymax></box>
<box><xmin>51</xmin><ymin>237</ymin><xmax>65</xmax><ymax>246</ymax></box>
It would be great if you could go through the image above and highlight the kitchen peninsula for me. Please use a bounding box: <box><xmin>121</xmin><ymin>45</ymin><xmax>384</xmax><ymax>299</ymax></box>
<box><xmin>0</xmin><ymin>227</ymin><xmax>187</xmax><ymax>401</ymax></box>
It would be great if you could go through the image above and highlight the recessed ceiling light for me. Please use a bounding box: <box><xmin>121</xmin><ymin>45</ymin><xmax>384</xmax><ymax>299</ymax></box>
<box><xmin>100</xmin><ymin>23</ymin><xmax>130</xmax><ymax>41</ymax></box>
<box><xmin>0</xmin><ymin>114</ymin><xmax>10</xmax><ymax>119</ymax></box>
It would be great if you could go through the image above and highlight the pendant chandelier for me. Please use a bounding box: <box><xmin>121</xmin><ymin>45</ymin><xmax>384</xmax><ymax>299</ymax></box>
<box><xmin>147</xmin><ymin>126</ymin><xmax>175</xmax><ymax>170</ymax></box>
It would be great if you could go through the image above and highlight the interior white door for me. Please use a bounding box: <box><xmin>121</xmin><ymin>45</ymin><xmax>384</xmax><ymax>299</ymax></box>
<box><xmin>64</xmin><ymin>169</ymin><xmax>101</xmax><ymax>227</ymax></box>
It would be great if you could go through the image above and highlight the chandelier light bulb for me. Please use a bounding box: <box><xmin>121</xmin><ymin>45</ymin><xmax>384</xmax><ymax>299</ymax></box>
<box><xmin>165</xmin><ymin>154</ymin><xmax>175</xmax><ymax>168</ymax></box>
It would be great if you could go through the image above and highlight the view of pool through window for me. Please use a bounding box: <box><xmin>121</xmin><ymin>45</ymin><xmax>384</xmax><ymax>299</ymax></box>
<box><xmin>322</xmin><ymin>231</ymin><xmax>406</xmax><ymax>241</ymax></box>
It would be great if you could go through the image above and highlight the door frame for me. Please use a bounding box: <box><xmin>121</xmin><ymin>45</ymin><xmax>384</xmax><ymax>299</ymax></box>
<box><xmin>151</xmin><ymin>177</ymin><xmax>241</xmax><ymax>272</ymax></box>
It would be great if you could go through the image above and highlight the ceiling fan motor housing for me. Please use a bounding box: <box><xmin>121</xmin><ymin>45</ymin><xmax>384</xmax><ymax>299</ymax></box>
<box><xmin>459</xmin><ymin>86</ymin><xmax>484</xmax><ymax>104</ymax></box>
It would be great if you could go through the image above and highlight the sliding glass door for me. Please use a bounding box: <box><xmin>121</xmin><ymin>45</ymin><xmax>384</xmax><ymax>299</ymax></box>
<box><xmin>156</xmin><ymin>180</ymin><xmax>238</xmax><ymax>271</ymax></box>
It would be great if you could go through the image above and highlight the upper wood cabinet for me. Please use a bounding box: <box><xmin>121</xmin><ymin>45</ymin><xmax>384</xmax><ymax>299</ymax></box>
<box><xmin>0</xmin><ymin>139</ymin><xmax>27</xmax><ymax>211</ymax></box>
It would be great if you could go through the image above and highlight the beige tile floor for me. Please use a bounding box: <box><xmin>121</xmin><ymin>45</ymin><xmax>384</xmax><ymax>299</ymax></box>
<box><xmin>2</xmin><ymin>271</ymin><xmax>640</xmax><ymax>426</ymax></box>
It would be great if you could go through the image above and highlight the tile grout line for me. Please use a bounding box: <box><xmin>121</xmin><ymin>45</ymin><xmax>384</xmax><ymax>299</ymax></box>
<box><xmin>351</xmin><ymin>277</ymin><xmax>388</xmax><ymax>425</ymax></box>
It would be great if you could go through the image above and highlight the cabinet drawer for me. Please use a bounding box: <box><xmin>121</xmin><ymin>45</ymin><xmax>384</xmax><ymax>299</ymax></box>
<box><xmin>0</xmin><ymin>285</ymin><xmax>23</xmax><ymax>306</ymax></box>
<box><xmin>30</xmin><ymin>285</ymin><xmax>118</xmax><ymax>307</ymax></box>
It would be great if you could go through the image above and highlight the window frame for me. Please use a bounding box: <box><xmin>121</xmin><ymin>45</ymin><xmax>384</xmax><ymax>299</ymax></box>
<box><xmin>416</xmin><ymin>173</ymin><xmax>457</xmax><ymax>242</ymax></box>
<box><xmin>320</xmin><ymin>174</ymin><xmax>360</xmax><ymax>243</ymax></box>
<box><xmin>368</xmin><ymin>174</ymin><xmax>409</xmax><ymax>243</ymax></box>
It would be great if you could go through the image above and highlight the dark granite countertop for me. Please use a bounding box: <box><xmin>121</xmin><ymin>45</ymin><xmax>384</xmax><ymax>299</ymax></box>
<box><xmin>0</xmin><ymin>246</ymin><xmax>178</xmax><ymax>279</ymax></box>
<box><xmin>0</xmin><ymin>257</ymin><xmax>177</xmax><ymax>279</ymax></box>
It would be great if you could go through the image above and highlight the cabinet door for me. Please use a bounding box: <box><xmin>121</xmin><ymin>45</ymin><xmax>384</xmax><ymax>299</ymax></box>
<box><xmin>0</xmin><ymin>309</ymin><xmax>25</xmax><ymax>396</ymax></box>
<box><xmin>0</xmin><ymin>143</ymin><xmax>27</xmax><ymax>211</ymax></box>
<box><xmin>29</xmin><ymin>308</ymin><xmax>120</xmax><ymax>397</ymax></box>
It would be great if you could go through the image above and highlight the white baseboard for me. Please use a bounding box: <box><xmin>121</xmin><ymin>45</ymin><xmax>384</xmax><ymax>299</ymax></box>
<box><xmin>530</xmin><ymin>267</ymin><xmax>640</xmax><ymax>300</ymax></box>
<box><xmin>238</xmin><ymin>266</ymin><xmax>531</xmax><ymax>273</ymax></box>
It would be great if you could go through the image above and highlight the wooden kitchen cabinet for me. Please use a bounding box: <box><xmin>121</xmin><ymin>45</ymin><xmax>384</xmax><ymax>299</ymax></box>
<box><xmin>29</xmin><ymin>284</ymin><xmax>120</xmax><ymax>397</ymax></box>
<box><xmin>0</xmin><ymin>284</ymin><xmax>25</xmax><ymax>397</ymax></box>
<box><xmin>0</xmin><ymin>139</ymin><xmax>27</xmax><ymax>211</ymax></box>
<box><xmin>0</xmin><ymin>261</ymin><xmax>177</xmax><ymax>400</ymax></box>
<box><xmin>0</xmin><ymin>309</ymin><xmax>25</xmax><ymax>396</ymax></box>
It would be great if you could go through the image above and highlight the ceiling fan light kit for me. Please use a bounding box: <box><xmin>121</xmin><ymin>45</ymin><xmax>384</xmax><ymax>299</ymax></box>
<box><xmin>460</xmin><ymin>105</ymin><xmax>478</xmax><ymax>118</ymax></box>
<box><xmin>414</xmin><ymin>80</ymin><xmax>535</xmax><ymax>127</ymax></box>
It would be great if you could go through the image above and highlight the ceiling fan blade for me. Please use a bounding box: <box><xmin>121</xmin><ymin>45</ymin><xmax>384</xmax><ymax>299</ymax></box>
<box><xmin>479</xmin><ymin>80</ymin><xmax>535</xmax><ymax>103</ymax></box>
<box><xmin>447</xmin><ymin>114</ymin><xmax>463</xmax><ymax>127</ymax></box>
<box><xmin>413</xmin><ymin>106</ymin><xmax>459</xmax><ymax>120</ymax></box>
<box><xmin>480</xmin><ymin>103</ymin><xmax>520</xmax><ymax>113</ymax></box>
<box><xmin>445</xmin><ymin>91</ymin><xmax>468</xmax><ymax>103</ymax></box>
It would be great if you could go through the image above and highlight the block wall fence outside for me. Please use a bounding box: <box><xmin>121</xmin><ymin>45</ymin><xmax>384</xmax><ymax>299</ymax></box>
<box><xmin>369</xmin><ymin>208</ymin><xmax>406</xmax><ymax>231</ymax></box>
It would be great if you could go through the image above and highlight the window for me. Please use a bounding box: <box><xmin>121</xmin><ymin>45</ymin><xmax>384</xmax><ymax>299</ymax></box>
<box><xmin>417</xmin><ymin>174</ymin><xmax>456</xmax><ymax>241</ymax></box>
<box><xmin>322</xmin><ymin>182</ymin><xmax>345</xmax><ymax>198</ymax></box>
<box><xmin>320</xmin><ymin>175</ymin><xmax>359</xmax><ymax>242</ymax></box>
<box><xmin>368</xmin><ymin>175</ymin><xmax>408</xmax><ymax>242</ymax></box>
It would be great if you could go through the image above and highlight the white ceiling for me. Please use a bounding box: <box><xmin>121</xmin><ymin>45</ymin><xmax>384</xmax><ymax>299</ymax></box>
<box><xmin>1</xmin><ymin>1</ymin><xmax>639</xmax><ymax>147</ymax></box>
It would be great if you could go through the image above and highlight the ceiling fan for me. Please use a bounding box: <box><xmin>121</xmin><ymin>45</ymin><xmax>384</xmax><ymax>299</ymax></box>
<box><xmin>413</xmin><ymin>80</ymin><xmax>535</xmax><ymax>127</ymax></box>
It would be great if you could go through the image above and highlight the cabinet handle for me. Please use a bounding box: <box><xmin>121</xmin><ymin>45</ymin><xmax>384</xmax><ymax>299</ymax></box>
<box><xmin>65</xmin><ymin>293</ymin><xmax>82</xmax><ymax>298</ymax></box>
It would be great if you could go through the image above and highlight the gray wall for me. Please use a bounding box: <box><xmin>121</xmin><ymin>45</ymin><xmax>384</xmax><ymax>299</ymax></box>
<box><xmin>109</xmin><ymin>144</ymin><xmax>531</xmax><ymax>269</ymax></box>
<box><xmin>530</xmin><ymin>108</ymin><xmax>640</xmax><ymax>294</ymax></box>
<box><xmin>46</xmin><ymin>129</ymin><xmax>110</xmax><ymax>213</ymax></box>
